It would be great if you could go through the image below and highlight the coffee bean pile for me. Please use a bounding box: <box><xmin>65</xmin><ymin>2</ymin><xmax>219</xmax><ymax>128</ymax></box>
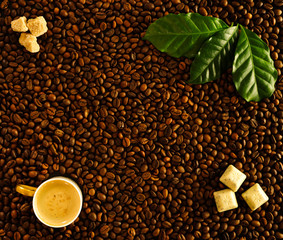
<box><xmin>0</xmin><ymin>0</ymin><xmax>282</xmax><ymax>239</ymax></box>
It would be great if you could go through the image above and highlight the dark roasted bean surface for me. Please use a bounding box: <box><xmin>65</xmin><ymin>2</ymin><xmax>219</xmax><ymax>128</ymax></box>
<box><xmin>0</xmin><ymin>0</ymin><xmax>282</xmax><ymax>239</ymax></box>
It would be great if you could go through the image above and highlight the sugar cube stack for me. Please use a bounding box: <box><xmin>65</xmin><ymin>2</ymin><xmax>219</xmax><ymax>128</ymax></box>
<box><xmin>214</xmin><ymin>165</ymin><xmax>268</xmax><ymax>213</ymax></box>
<box><xmin>11</xmin><ymin>16</ymin><xmax>48</xmax><ymax>53</ymax></box>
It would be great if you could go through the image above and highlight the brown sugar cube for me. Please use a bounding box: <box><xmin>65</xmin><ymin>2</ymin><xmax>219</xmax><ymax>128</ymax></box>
<box><xmin>19</xmin><ymin>33</ymin><xmax>36</xmax><ymax>46</ymax></box>
<box><xmin>19</xmin><ymin>33</ymin><xmax>40</xmax><ymax>53</ymax></box>
<box><xmin>11</xmin><ymin>16</ymin><xmax>28</xmax><ymax>32</ymax></box>
<box><xmin>27</xmin><ymin>16</ymin><xmax>48</xmax><ymax>37</ymax></box>
<box><xmin>24</xmin><ymin>40</ymin><xmax>40</xmax><ymax>53</ymax></box>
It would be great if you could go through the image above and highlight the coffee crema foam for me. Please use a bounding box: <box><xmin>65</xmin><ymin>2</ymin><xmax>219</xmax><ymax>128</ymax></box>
<box><xmin>34</xmin><ymin>180</ymin><xmax>81</xmax><ymax>226</ymax></box>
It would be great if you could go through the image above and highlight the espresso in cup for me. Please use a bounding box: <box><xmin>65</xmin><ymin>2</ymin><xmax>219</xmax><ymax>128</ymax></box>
<box><xmin>16</xmin><ymin>176</ymin><xmax>83</xmax><ymax>228</ymax></box>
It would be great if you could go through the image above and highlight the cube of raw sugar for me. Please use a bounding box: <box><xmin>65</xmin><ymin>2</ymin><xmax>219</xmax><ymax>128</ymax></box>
<box><xmin>27</xmin><ymin>16</ymin><xmax>48</xmax><ymax>37</ymax></box>
<box><xmin>214</xmin><ymin>189</ymin><xmax>238</xmax><ymax>212</ymax></box>
<box><xmin>11</xmin><ymin>16</ymin><xmax>28</xmax><ymax>32</ymax></box>
<box><xmin>24</xmin><ymin>40</ymin><xmax>40</xmax><ymax>53</ymax></box>
<box><xmin>220</xmin><ymin>165</ymin><xmax>246</xmax><ymax>192</ymax></box>
<box><xmin>19</xmin><ymin>33</ymin><xmax>36</xmax><ymax>46</ymax></box>
<box><xmin>19</xmin><ymin>33</ymin><xmax>40</xmax><ymax>53</ymax></box>
<box><xmin>242</xmin><ymin>183</ymin><xmax>269</xmax><ymax>211</ymax></box>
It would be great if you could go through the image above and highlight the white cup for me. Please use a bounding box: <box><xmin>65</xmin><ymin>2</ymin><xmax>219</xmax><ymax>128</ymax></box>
<box><xmin>16</xmin><ymin>176</ymin><xmax>83</xmax><ymax>228</ymax></box>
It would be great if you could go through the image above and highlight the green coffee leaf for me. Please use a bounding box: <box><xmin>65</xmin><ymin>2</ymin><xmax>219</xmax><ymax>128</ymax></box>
<box><xmin>143</xmin><ymin>13</ymin><xmax>228</xmax><ymax>58</ymax></box>
<box><xmin>189</xmin><ymin>26</ymin><xmax>238</xmax><ymax>84</ymax></box>
<box><xmin>143</xmin><ymin>13</ymin><xmax>278</xmax><ymax>102</ymax></box>
<box><xmin>232</xmin><ymin>25</ymin><xmax>278</xmax><ymax>102</ymax></box>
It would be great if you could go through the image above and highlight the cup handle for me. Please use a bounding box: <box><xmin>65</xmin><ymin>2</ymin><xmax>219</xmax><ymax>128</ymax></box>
<box><xmin>16</xmin><ymin>184</ymin><xmax>37</xmax><ymax>197</ymax></box>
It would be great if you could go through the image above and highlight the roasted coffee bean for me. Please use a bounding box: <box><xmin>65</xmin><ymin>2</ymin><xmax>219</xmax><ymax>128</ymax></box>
<box><xmin>0</xmin><ymin>0</ymin><xmax>282</xmax><ymax>239</ymax></box>
<box><xmin>0</xmin><ymin>0</ymin><xmax>8</xmax><ymax>9</ymax></box>
<box><xmin>100</xmin><ymin>225</ymin><xmax>110</xmax><ymax>234</ymax></box>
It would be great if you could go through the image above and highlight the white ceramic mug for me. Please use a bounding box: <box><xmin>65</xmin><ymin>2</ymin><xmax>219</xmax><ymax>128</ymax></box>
<box><xmin>16</xmin><ymin>176</ymin><xmax>83</xmax><ymax>228</ymax></box>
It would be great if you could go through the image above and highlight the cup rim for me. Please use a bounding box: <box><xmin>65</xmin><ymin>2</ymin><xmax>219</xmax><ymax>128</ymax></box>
<box><xmin>32</xmin><ymin>176</ymin><xmax>83</xmax><ymax>228</ymax></box>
